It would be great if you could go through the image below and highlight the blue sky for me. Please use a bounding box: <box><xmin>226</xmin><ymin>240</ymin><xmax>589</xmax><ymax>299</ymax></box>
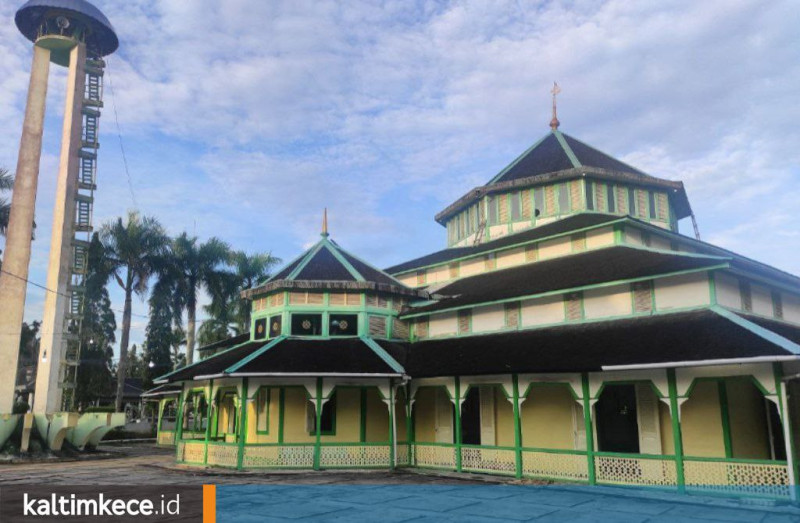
<box><xmin>1</xmin><ymin>0</ymin><xmax>799</xmax><ymax>358</ymax></box>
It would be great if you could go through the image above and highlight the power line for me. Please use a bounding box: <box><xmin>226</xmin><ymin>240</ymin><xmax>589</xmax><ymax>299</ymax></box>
<box><xmin>104</xmin><ymin>57</ymin><xmax>138</xmax><ymax>209</ymax></box>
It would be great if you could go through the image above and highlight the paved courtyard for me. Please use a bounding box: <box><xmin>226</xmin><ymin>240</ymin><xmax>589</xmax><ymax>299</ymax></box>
<box><xmin>1</xmin><ymin>443</ymin><xmax>798</xmax><ymax>522</ymax></box>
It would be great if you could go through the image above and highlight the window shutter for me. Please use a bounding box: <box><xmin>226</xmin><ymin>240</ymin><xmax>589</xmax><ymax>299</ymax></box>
<box><xmin>657</xmin><ymin>193</ymin><xmax>669</xmax><ymax>221</ymax></box>
<box><xmin>521</xmin><ymin>190</ymin><xmax>532</xmax><ymax>219</ymax></box>
<box><xmin>525</xmin><ymin>244</ymin><xmax>538</xmax><ymax>262</ymax></box>
<box><xmin>504</xmin><ymin>302</ymin><xmax>519</xmax><ymax>329</ymax></box>
<box><xmin>498</xmin><ymin>194</ymin><xmax>509</xmax><ymax>223</ymax></box>
<box><xmin>637</xmin><ymin>190</ymin><xmax>648</xmax><ymax>218</ymax></box>
<box><xmin>565</xmin><ymin>293</ymin><xmax>583</xmax><ymax>321</ymax></box>
<box><xmin>773</xmin><ymin>291</ymin><xmax>784</xmax><ymax>319</ymax></box>
<box><xmin>392</xmin><ymin>318</ymin><xmax>409</xmax><ymax>340</ymax></box>
<box><xmin>545</xmin><ymin>185</ymin><xmax>556</xmax><ymax>215</ymax></box>
<box><xmin>636</xmin><ymin>384</ymin><xmax>662</xmax><ymax>455</ymax></box>
<box><xmin>479</xmin><ymin>387</ymin><xmax>496</xmax><ymax>446</ymax></box>
<box><xmin>595</xmin><ymin>183</ymin><xmax>606</xmax><ymax>212</ymax></box>
<box><xmin>633</xmin><ymin>281</ymin><xmax>653</xmax><ymax>313</ymax></box>
<box><xmin>368</xmin><ymin>315</ymin><xmax>386</xmax><ymax>337</ymax></box>
<box><xmin>572</xmin><ymin>403</ymin><xmax>587</xmax><ymax>451</ymax></box>
<box><xmin>616</xmin><ymin>187</ymin><xmax>628</xmax><ymax>214</ymax></box>
<box><xmin>458</xmin><ymin>310</ymin><xmax>471</xmax><ymax>334</ymax></box>
<box><xmin>570</xmin><ymin>180</ymin><xmax>582</xmax><ymax>210</ymax></box>
<box><xmin>740</xmin><ymin>281</ymin><xmax>752</xmax><ymax>312</ymax></box>
<box><xmin>415</xmin><ymin>317</ymin><xmax>429</xmax><ymax>339</ymax></box>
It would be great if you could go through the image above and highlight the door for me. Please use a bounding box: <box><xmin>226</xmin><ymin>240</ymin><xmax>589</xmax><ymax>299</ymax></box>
<box><xmin>434</xmin><ymin>389</ymin><xmax>454</xmax><ymax>444</ymax></box>
<box><xmin>572</xmin><ymin>402</ymin><xmax>587</xmax><ymax>451</ymax></box>
<box><xmin>635</xmin><ymin>384</ymin><xmax>662</xmax><ymax>455</ymax></box>
<box><xmin>479</xmin><ymin>386</ymin><xmax>496</xmax><ymax>446</ymax></box>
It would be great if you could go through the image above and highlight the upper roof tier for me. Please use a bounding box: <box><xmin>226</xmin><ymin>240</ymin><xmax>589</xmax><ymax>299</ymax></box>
<box><xmin>16</xmin><ymin>0</ymin><xmax>119</xmax><ymax>56</ymax></box>
<box><xmin>241</xmin><ymin>233</ymin><xmax>428</xmax><ymax>299</ymax></box>
<box><xmin>435</xmin><ymin>129</ymin><xmax>692</xmax><ymax>225</ymax></box>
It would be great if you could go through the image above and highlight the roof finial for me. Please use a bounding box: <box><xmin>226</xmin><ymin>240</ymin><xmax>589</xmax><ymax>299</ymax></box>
<box><xmin>321</xmin><ymin>208</ymin><xmax>329</xmax><ymax>237</ymax></box>
<box><xmin>550</xmin><ymin>81</ymin><xmax>561</xmax><ymax>131</ymax></box>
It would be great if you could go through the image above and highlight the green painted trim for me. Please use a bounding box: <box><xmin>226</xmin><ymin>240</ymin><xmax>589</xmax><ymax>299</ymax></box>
<box><xmin>553</xmin><ymin>130</ymin><xmax>581</xmax><ymax>168</ymax></box>
<box><xmin>454</xmin><ymin>376</ymin><xmax>462</xmax><ymax>472</ymax></box>
<box><xmin>278</xmin><ymin>387</ymin><xmax>285</xmax><ymax>445</ymax></box>
<box><xmin>253</xmin><ymin>387</ymin><xmax>270</xmax><ymax>435</ymax></box>
<box><xmin>174</xmin><ymin>390</ymin><xmax>185</xmax><ymax>460</ymax></box>
<box><xmin>521</xmin><ymin>446</ymin><xmax>588</xmax><ymax>456</ymax></box>
<box><xmin>667</xmin><ymin>369</ymin><xmax>685</xmax><ymax>490</ymax></box>
<box><xmin>203</xmin><ymin>379</ymin><xmax>214</xmax><ymax>465</ymax></box>
<box><xmin>711</xmin><ymin>306</ymin><xmax>800</xmax><ymax>355</ymax></box>
<box><xmin>718</xmin><ymin>380</ymin><xmax>733</xmax><ymax>459</ymax></box>
<box><xmin>683</xmin><ymin>455</ymin><xmax>787</xmax><ymax>466</ymax></box>
<box><xmin>360</xmin><ymin>388</ymin><xmax>367</xmax><ymax>443</ymax></box>
<box><xmin>389</xmin><ymin>380</ymin><xmax>396</xmax><ymax>470</ymax></box>
<box><xmin>237</xmin><ymin>378</ymin><xmax>248</xmax><ymax>469</ymax></box>
<box><xmin>324</xmin><ymin>241</ymin><xmax>366</xmax><ymax>282</ymax></box>
<box><xmin>708</xmin><ymin>272</ymin><xmax>717</xmax><ymax>305</ymax></box>
<box><xmin>581</xmin><ymin>373</ymin><xmax>596</xmax><ymax>485</ymax></box>
<box><xmin>360</xmin><ymin>337</ymin><xmax>405</xmax><ymax>373</ymax></box>
<box><xmin>225</xmin><ymin>336</ymin><xmax>285</xmax><ymax>373</ymax></box>
<box><xmin>287</xmin><ymin>240</ymin><xmax>325</xmax><ymax>280</ymax></box>
<box><xmin>512</xmin><ymin>374</ymin><xmax>523</xmax><ymax>479</ymax></box>
<box><xmin>313</xmin><ymin>378</ymin><xmax>322</xmax><ymax>470</ymax></box>
<box><xmin>401</xmin><ymin>265</ymin><xmax>727</xmax><ymax>319</ymax></box>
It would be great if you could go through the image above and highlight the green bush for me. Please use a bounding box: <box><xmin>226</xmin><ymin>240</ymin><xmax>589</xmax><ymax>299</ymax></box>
<box><xmin>84</xmin><ymin>406</ymin><xmax>115</xmax><ymax>413</ymax></box>
<box><xmin>12</xmin><ymin>401</ymin><xmax>30</xmax><ymax>414</ymax></box>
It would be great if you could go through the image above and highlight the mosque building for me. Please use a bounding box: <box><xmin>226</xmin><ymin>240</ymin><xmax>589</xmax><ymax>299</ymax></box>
<box><xmin>147</xmin><ymin>94</ymin><xmax>800</xmax><ymax>497</ymax></box>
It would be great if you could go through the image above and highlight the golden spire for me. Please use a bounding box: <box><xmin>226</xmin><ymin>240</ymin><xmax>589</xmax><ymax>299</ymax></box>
<box><xmin>321</xmin><ymin>208</ymin><xmax>329</xmax><ymax>237</ymax></box>
<box><xmin>550</xmin><ymin>81</ymin><xmax>561</xmax><ymax>131</ymax></box>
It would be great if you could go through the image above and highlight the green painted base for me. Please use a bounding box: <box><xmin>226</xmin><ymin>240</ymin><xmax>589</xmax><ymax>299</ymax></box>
<box><xmin>86</xmin><ymin>413</ymin><xmax>126</xmax><ymax>448</ymax></box>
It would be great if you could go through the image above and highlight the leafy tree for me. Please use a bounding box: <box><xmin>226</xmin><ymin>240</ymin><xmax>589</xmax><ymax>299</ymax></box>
<box><xmin>143</xmin><ymin>277</ymin><xmax>178</xmax><ymax>386</ymax></box>
<box><xmin>169</xmin><ymin>325</ymin><xmax>186</xmax><ymax>370</ymax></box>
<box><xmin>100</xmin><ymin>211</ymin><xmax>168</xmax><ymax>412</ymax></box>
<box><xmin>15</xmin><ymin>321</ymin><xmax>41</xmax><ymax>404</ymax></box>
<box><xmin>1</xmin><ymin>167</ymin><xmax>12</xmax><ymax>267</ymax></box>
<box><xmin>164</xmin><ymin>233</ymin><xmax>231</xmax><ymax>365</ymax></box>
<box><xmin>74</xmin><ymin>233</ymin><xmax>116</xmax><ymax>409</ymax></box>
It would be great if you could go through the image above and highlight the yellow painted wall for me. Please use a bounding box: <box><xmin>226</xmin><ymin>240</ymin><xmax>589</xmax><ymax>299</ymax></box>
<box><xmin>521</xmin><ymin>295</ymin><xmax>564</xmax><ymax>326</ymax></box>
<box><xmin>583</xmin><ymin>284</ymin><xmax>632</xmax><ymax>319</ymax></box>
<box><xmin>681</xmin><ymin>381</ymin><xmax>725</xmax><ymax>457</ymax></box>
<box><xmin>654</xmin><ymin>272</ymin><xmax>710</xmax><ymax>311</ymax></box>
<box><xmin>658</xmin><ymin>402</ymin><xmax>674</xmax><ymax>455</ymax></box>
<box><xmin>726</xmin><ymin>378</ymin><xmax>770</xmax><ymax>459</ymax></box>
<box><xmin>538</xmin><ymin>237</ymin><xmax>572</xmax><ymax>260</ymax></box>
<box><xmin>246</xmin><ymin>387</ymin><xmax>280</xmax><ymax>444</ymax></box>
<box><xmin>323</xmin><ymin>387</ymin><xmax>360</xmax><ymax>442</ymax></box>
<box><xmin>413</xmin><ymin>387</ymin><xmax>439</xmax><ymax>443</ymax></box>
<box><xmin>365</xmin><ymin>388</ymin><xmax>390</xmax><ymax>442</ymax></box>
<box><xmin>586</xmin><ymin>227</ymin><xmax>614</xmax><ymax>249</ymax></box>
<box><xmin>396</xmin><ymin>388</ymin><xmax>409</xmax><ymax>443</ymax></box>
<box><xmin>494</xmin><ymin>387</ymin><xmax>516</xmax><ymax>447</ymax></box>
<box><xmin>520</xmin><ymin>385</ymin><xmax>576</xmax><ymax>450</ymax></box>
<box><xmin>282</xmin><ymin>387</ymin><xmax>315</xmax><ymax>443</ymax></box>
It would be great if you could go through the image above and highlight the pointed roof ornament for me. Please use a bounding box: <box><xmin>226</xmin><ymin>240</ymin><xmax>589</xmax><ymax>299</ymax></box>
<box><xmin>321</xmin><ymin>208</ymin><xmax>329</xmax><ymax>237</ymax></box>
<box><xmin>550</xmin><ymin>81</ymin><xmax>561</xmax><ymax>131</ymax></box>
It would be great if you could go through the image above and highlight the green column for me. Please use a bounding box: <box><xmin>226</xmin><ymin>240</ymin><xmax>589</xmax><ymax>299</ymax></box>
<box><xmin>313</xmin><ymin>378</ymin><xmax>323</xmax><ymax>470</ymax></box>
<box><xmin>774</xmin><ymin>363</ymin><xmax>798</xmax><ymax>488</ymax></box>
<box><xmin>174</xmin><ymin>390</ymin><xmax>185</xmax><ymax>461</ymax></box>
<box><xmin>454</xmin><ymin>376</ymin><xmax>462</xmax><ymax>472</ymax></box>
<box><xmin>388</xmin><ymin>380</ymin><xmax>395</xmax><ymax>470</ymax></box>
<box><xmin>667</xmin><ymin>369</ymin><xmax>685</xmax><ymax>491</ymax></box>
<box><xmin>512</xmin><ymin>374</ymin><xmax>523</xmax><ymax>479</ymax></box>
<box><xmin>406</xmin><ymin>384</ymin><xmax>413</xmax><ymax>466</ymax></box>
<box><xmin>581</xmin><ymin>373</ymin><xmax>596</xmax><ymax>485</ymax></box>
<box><xmin>718</xmin><ymin>380</ymin><xmax>733</xmax><ymax>458</ymax></box>
<box><xmin>204</xmin><ymin>381</ymin><xmax>214</xmax><ymax>465</ymax></box>
<box><xmin>237</xmin><ymin>378</ymin><xmax>249</xmax><ymax>470</ymax></box>
<box><xmin>156</xmin><ymin>399</ymin><xmax>164</xmax><ymax>436</ymax></box>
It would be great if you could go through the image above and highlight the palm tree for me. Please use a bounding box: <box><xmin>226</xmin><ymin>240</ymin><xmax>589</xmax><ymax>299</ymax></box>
<box><xmin>0</xmin><ymin>168</ymin><xmax>12</xmax><ymax>237</ymax></box>
<box><xmin>100</xmin><ymin>211</ymin><xmax>168</xmax><ymax>412</ymax></box>
<box><xmin>167</xmin><ymin>233</ymin><xmax>232</xmax><ymax>365</ymax></box>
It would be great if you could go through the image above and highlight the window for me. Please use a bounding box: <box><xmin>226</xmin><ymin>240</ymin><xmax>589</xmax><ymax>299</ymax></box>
<box><xmin>628</xmin><ymin>188</ymin><xmax>636</xmax><ymax>215</ymax></box>
<box><xmin>558</xmin><ymin>184</ymin><xmax>570</xmax><ymax>213</ymax></box>
<box><xmin>533</xmin><ymin>189</ymin><xmax>545</xmax><ymax>217</ymax></box>
<box><xmin>269</xmin><ymin>315</ymin><xmax>282</xmax><ymax>337</ymax></box>
<box><xmin>586</xmin><ymin>181</ymin><xmax>594</xmax><ymax>210</ymax></box>
<box><xmin>510</xmin><ymin>192</ymin><xmax>521</xmax><ymax>220</ymax></box>
<box><xmin>308</xmin><ymin>392</ymin><xmax>336</xmax><ymax>435</ymax></box>
<box><xmin>160</xmin><ymin>400</ymin><xmax>177</xmax><ymax>431</ymax></box>
<box><xmin>217</xmin><ymin>390</ymin><xmax>237</xmax><ymax>435</ymax></box>
<box><xmin>254</xmin><ymin>317</ymin><xmax>267</xmax><ymax>339</ymax></box>
<box><xmin>256</xmin><ymin>388</ymin><xmax>270</xmax><ymax>433</ymax></box>
<box><xmin>648</xmin><ymin>191</ymin><xmax>657</xmax><ymax>219</ymax></box>
<box><xmin>183</xmin><ymin>391</ymin><xmax>207</xmax><ymax>434</ymax></box>
<box><xmin>487</xmin><ymin>197</ymin><xmax>498</xmax><ymax>225</ymax></box>
<box><xmin>607</xmin><ymin>185</ymin><xmax>616</xmax><ymax>213</ymax></box>
<box><xmin>291</xmin><ymin>313</ymin><xmax>323</xmax><ymax>336</ymax></box>
<box><xmin>330</xmin><ymin>314</ymin><xmax>358</xmax><ymax>336</ymax></box>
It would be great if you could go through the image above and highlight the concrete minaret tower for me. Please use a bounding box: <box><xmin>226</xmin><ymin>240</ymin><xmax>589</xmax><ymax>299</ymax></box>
<box><xmin>0</xmin><ymin>1</ymin><xmax>118</xmax><ymax>414</ymax></box>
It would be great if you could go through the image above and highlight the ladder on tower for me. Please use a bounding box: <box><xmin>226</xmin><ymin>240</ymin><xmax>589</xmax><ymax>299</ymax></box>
<box><xmin>58</xmin><ymin>57</ymin><xmax>105</xmax><ymax>411</ymax></box>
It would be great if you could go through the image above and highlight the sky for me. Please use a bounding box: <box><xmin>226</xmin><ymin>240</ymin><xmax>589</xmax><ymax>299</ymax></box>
<box><xmin>0</xmin><ymin>0</ymin><xmax>799</xmax><ymax>360</ymax></box>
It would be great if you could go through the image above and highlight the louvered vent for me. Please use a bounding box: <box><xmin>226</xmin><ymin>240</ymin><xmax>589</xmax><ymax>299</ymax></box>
<box><xmin>393</xmin><ymin>318</ymin><xmax>409</xmax><ymax>339</ymax></box>
<box><xmin>773</xmin><ymin>291</ymin><xmax>784</xmax><ymax>319</ymax></box>
<box><xmin>637</xmin><ymin>190</ymin><xmax>648</xmax><ymax>218</ymax></box>
<box><xmin>392</xmin><ymin>299</ymin><xmax>404</xmax><ymax>312</ymax></box>
<box><xmin>368</xmin><ymin>315</ymin><xmax>387</xmax><ymax>337</ymax></box>
<box><xmin>414</xmin><ymin>318</ymin><xmax>429</xmax><ymax>339</ymax></box>
<box><xmin>595</xmin><ymin>183</ymin><xmax>606</xmax><ymax>211</ymax></box>
<box><xmin>545</xmin><ymin>186</ymin><xmax>556</xmax><ymax>215</ymax></box>
<box><xmin>521</xmin><ymin>190</ymin><xmax>532</xmax><ymax>219</ymax></box>
<box><xmin>449</xmin><ymin>263</ymin><xmax>459</xmax><ymax>279</ymax></box>
<box><xmin>329</xmin><ymin>293</ymin><xmax>345</xmax><ymax>306</ymax></box>
<box><xmin>572</xmin><ymin>233</ymin><xmax>587</xmax><ymax>252</ymax></box>
<box><xmin>525</xmin><ymin>244</ymin><xmax>538</xmax><ymax>262</ymax></box>
<box><xmin>633</xmin><ymin>282</ymin><xmax>653</xmax><ymax>313</ymax></box>
<box><xmin>458</xmin><ymin>310</ymin><xmax>471</xmax><ymax>334</ymax></box>
<box><xmin>366</xmin><ymin>294</ymin><xmax>379</xmax><ymax>307</ymax></box>
<box><xmin>740</xmin><ymin>281</ymin><xmax>752</xmax><ymax>312</ymax></box>
<box><xmin>565</xmin><ymin>293</ymin><xmax>582</xmax><ymax>321</ymax></box>
<box><xmin>484</xmin><ymin>254</ymin><xmax>496</xmax><ymax>270</ymax></box>
<box><xmin>657</xmin><ymin>193</ymin><xmax>669</xmax><ymax>221</ymax></box>
<box><xmin>570</xmin><ymin>180</ymin><xmax>582</xmax><ymax>210</ymax></box>
<box><xmin>504</xmin><ymin>303</ymin><xmax>519</xmax><ymax>329</ymax></box>
<box><xmin>498</xmin><ymin>194</ymin><xmax>509</xmax><ymax>222</ymax></box>
<box><xmin>377</xmin><ymin>295</ymin><xmax>389</xmax><ymax>308</ymax></box>
<box><xmin>616</xmin><ymin>187</ymin><xmax>628</xmax><ymax>214</ymax></box>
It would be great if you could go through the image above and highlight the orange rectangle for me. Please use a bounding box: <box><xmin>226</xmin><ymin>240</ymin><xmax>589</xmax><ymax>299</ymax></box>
<box><xmin>203</xmin><ymin>484</ymin><xmax>216</xmax><ymax>523</ymax></box>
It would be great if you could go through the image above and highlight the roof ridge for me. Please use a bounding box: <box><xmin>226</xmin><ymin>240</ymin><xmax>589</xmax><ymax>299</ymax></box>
<box><xmin>225</xmin><ymin>336</ymin><xmax>286</xmax><ymax>374</ymax></box>
<box><xmin>553</xmin><ymin>130</ymin><xmax>581</xmax><ymax>168</ymax></box>
<box><xmin>487</xmin><ymin>132</ymin><xmax>553</xmax><ymax>185</ymax></box>
<box><xmin>323</xmin><ymin>238</ymin><xmax>366</xmax><ymax>282</ymax></box>
<box><xmin>560</xmin><ymin>132</ymin><xmax>647</xmax><ymax>177</ymax></box>
<box><xmin>286</xmin><ymin>240</ymin><xmax>327</xmax><ymax>280</ymax></box>
<box><xmin>154</xmin><ymin>338</ymin><xmax>257</xmax><ymax>383</ymax></box>
<box><xmin>360</xmin><ymin>336</ymin><xmax>405</xmax><ymax>373</ymax></box>
<box><xmin>711</xmin><ymin>306</ymin><xmax>800</xmax><ymax>355</ymax></box>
